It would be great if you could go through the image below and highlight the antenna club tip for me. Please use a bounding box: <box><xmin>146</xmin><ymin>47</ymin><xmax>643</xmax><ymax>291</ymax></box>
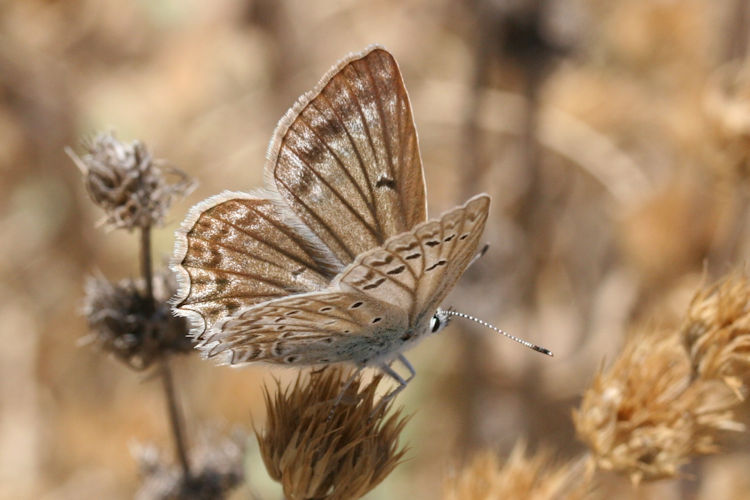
<box><xmin>534</xmin><ymin>346</ymin><xmax>554</xmax><ymax>357</ymax></box>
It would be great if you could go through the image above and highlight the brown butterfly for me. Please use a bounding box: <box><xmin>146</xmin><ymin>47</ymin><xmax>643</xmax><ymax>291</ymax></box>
<box><xmin>171</xmin><ymin>46</ymin><xmax>507</xmax><ymax>395</ymax></box>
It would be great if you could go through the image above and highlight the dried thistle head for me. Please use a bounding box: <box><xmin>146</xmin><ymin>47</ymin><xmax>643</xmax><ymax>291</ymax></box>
<box><xmin>82</xmin><ymin>270</ymin><xmax>192</xmax><ymax>370</ymax></box>
<box><xmin>704</xmin><ymin>64</ymin><xmax>750</xmax><ymax>187</ymax></box>
<box><xmin>443</xmin><ymin>442</ymin><xmax>594</xmax><ymax>500</ymax></box>
<box><xmin>573</xmin><ymin>330</ymin><xmax>743</xmax><ymax>484</ymax></box>
<box><xmin>133</xmin><ymin>429</ymin><xmax>246</xmax><ymax>500</ymax></box>
<box><xmin>681</xmin><ymin>273</ymin><xmax>750</xmax><ymax>390</ymax></box>
<box><xmin>68</xmin><ymin>132</ymin><xmax>195</xmax><ymax>230</ymax></box>
<box><xmin>256</xmin><ymin>367</ymin><xmax>408</xmax><ymax>500</ymax></box>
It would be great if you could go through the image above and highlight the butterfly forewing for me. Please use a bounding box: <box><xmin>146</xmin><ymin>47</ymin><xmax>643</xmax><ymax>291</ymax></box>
<box><xmin>172</xmin><ymin>193</ymin><xmax>330</xmax><ymax>339</ymax></box>
<box><xmin>268</xmin><ymin>47</ymin><xmax>427</xmax><ymax>267</ymax></box>
<box><xmin>335</xmin><ymin>195</ymin><xmax>490</xmax><ymax>322</ymax></box>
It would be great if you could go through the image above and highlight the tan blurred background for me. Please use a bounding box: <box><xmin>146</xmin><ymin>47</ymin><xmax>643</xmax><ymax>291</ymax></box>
<box><xmin>3</xmin><ymin>0</ymin><xmax>750</xmax><ymax>498</ymax></box>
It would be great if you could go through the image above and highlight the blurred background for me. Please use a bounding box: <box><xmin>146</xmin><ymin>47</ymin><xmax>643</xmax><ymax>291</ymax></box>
<box><xmin>2</xmin><ymin>0</ymin><xmax>750</xmax><ymax>498</ymax></box>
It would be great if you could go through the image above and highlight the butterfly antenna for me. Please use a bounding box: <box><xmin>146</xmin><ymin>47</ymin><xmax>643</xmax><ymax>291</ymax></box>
<box><xmin>444</xmin><ymin>310</ymin><xmax>553</xmax><ymax>356</ymax></box>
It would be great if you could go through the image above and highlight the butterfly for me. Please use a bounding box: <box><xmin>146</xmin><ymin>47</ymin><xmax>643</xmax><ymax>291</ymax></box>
<box><xmin>171</xmin><ymin>46</ymin><xmax>491</xmax><ymax>395</ymax></box>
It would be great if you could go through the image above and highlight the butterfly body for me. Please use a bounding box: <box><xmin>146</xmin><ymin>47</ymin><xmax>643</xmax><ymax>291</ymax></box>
<box><xmin>172</xmin><ymin>46</ymin><xmax>490</xmax><ymax>393</ymax></box>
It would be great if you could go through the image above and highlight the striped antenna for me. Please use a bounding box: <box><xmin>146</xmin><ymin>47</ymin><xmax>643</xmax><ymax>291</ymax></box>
<box><xmin>445</xmin><ymin>310</ymin><xmax>553</xmax><ymax>356</ymax></box>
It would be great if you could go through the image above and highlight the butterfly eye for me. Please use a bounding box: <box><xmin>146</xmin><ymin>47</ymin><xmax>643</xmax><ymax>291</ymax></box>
<box><xmin>430</xmin><ymin>314</ymin><xmax>442</xmax><ymax>333</ymax></box>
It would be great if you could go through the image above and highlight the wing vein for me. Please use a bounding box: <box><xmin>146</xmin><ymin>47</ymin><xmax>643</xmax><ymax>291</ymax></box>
<box><xmin>274</xmin><ymin>179</ymin><xmax>357</xmax><ymax>262</ymax></box>
<box><xmin>338</xmin><ymin>72</ymin><xmax>386</xmax><ymax>239</ymax></box>
<box><xmin>362</xmin><ymin>56</ymin><xmax>397</xmax><ymax>181</ymax></box>
<box><xmin>298</xmin><ymin>106</ymin><xmax>377</xmax><ymax>219</ymax></box>
<box><xmin>201</xmin><ymin>212</ymin><xmax>317</xmax><ymax>272</ymax></box>
<box><xmin>284</xmin><ymin>131</ymin><xmax>381</xmax><ymax>240</ymax></box>
<box><xmin>319</xmin><ymin>91</ymin><xmax>377</xmax><ymax>213</ymax></box>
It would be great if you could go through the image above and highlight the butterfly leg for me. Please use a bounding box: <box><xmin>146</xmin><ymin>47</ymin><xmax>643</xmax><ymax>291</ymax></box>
<box><xmin>396</xmin><ymin>353</ymin><xmax>416</xmax><ymax>383</ymax></box>
<box><xmin>327</xmin><ymin>366</ymin><xmax>365</xmax><ymax>421</ymax></box>
<box><xmin>371</xmin><ymin>356</ymin><xmax>416</xmax><ymax>416</ymax></box>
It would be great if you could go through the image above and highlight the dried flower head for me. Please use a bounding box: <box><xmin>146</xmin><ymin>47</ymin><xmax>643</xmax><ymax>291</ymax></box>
<box><xmin>133</xmin><ymin>429</ymin><xmax>246</xmax><ymax>500</ymax></box>
<box><xmin>68</xmin><ymin>132</ymin><xmax>195</xmax><ymax>230</ymax></box>
<box><xmin>256</xmin><ymin>367</ymin><xmax>408</xmax><ymax>500</ymax></box>
<box><xmin>574</xmin><ymin>330</ymin><xmax>743</xmax><ymax>484</ymax></box>
<box><xmin>682</xmin><ymin>273</ymin><xmax>750</xmax><ymax>391</ymax></box>
<box><xmin>704</xmin><ymin>64</ymin><xmax>750</xmax><ymax>186</ymax></box>
<box><xmin>82</xmin><ymin>270</ymin><xmax>192</xmax><ymax>370</ymax></box>
<box><xmin>443</xmin><ymin>441</ymin><xmax>594</xmax><ymax>500</ymax></box>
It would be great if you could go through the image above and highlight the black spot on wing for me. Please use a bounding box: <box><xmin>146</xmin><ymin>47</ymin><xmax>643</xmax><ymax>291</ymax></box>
<box><xmin>386</xmin><ymin>265</ymin><xmax>405</xmax><ymax>275</ymax></box>
<box><xmin>363</xmin><ymin>278</ymin><xmax>386</xmax><ymax>290</ymax></box>
<box><xmin>425</xmin><ymin>259</ymin><xmax>447</xmax><ymax>272</ymax></box>
<box><xmin>375</xmin><ymin>176</ymin><xmax>397</xmax><ymax>189</ymax></box>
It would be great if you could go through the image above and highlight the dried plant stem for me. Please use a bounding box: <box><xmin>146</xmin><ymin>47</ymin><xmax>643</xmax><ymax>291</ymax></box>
<box><xmin>140</xmin><ymin>225</ymin><xmax>154</xmax><ymax>309</ymax></box>
<box><xmin>140</xmin><ymin>223</ymin><xmax>191</xmax><ymax>479</ymax></box>
<box><xmin>725</xmin><ymin>0</ymin><xmax>750</xmax><ymax>62</ymax></box>
<box><xmin>160</xmin><ymin>355</ymin><xmax>191</xmax><ymax>480</ymax></box>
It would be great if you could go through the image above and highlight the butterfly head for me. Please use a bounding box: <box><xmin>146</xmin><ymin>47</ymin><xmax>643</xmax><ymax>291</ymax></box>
<box><xmin>429</xmin><ymin>309</ymin><xmax>452</xmax><ymax>335</ymax></box>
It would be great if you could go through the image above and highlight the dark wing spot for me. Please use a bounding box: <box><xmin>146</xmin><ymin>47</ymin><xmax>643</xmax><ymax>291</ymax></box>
<box><xmin>225</xmin><ymin>300</ymin><xmax>241</xmax><ymax>315</ymax></box>
<box><xmin>426</xmin><ymin>259</ymin><xmax>448</xmax><ymax>272</ymax></box>
<box><xmin>321</xmin><ymin>337</ymin><xmax>334</xmax><ymax>344</ymax></box>
<box><xmin>363</xmin><ymin>278</ymin><xmax>386</xmax><ymax>290</ymax></box>
<box><xmin>285</xmin><ymin>355</ymin><xmax>299</xmax><ymax>363</ymax></box>
<box><xmin>272</xmin><ymin>342</ymin><xmax>288</xmax><ymax>356</ymax></box>
<box><xmin>371</xmin><ymin>317</ymin><xmax>382</xmax><ymax>324</ymax></box>
<box><xmin>350</xmin><ymin>301</ymin><xmax>364</xmax><ymax>309</ymax></box>
<box><xmin>375</xmin><ymin>176</ymin><xmax>397</xmax><ymax>189</ymax></box>
<box><xmin>425</xmin><ymin>240</ymin><xmax>440</xmax><ymax>247</ymax></box>
<box><xmin>276</xmin><ymin>325</ymin><xmax>286</xmax><ymax>331</ymax></box>
<box><xmin>292</xmin><ymin>267</ymin><xmax>306</xmax><ymax>277</ymax></box>
<box><xmin>319</xmin><ymin>306</ymin><xmax>333</xmax><ymax>312</ymax></box>
<box><xmin>274</xmin><ymin>316</ymin><xmax>285</xmax><ymax>323</ymax></box>
<box><xmin>444</xmin><ymin>234</ymin><xmax>456</xmax><ymax>242</ymax></box>
<box><xmin>285</xmin><ymin>310</ymin><xmax>300</xmax><ymax>316</ymax></box>
<box><xmin>215</xmin><ymin>278</ymin><xmax>230</xmax><ymax>293</ymax></box>
<box><xmin>386</xmin><ymin>265</ymin><xmax>405</xmax><ymax>275</ymax></box>
<box><xmin>459</xmin><ymin>233</ymin><xmax>469</xmax><ymax>240</ymax></box>
<box><xmin>405</xmin><ymin>253</ymin><xmax>421</xmax><ymax>260</ymax></box>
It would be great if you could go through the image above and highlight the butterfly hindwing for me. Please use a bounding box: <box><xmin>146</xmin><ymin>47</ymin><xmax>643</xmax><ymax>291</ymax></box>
<box><xmin>335</xmin><ymin>194</ymin><xmax>490</xmax><ymax>322</ymax></box>
<box><xmin>267</xmin><ymin>46</ymin><xmax>427</xmax><ymax>267</ymax></box>
<box><xmin>172</xmin><ymin>192</ymin><xmax>330</xmax><ymax>340</ymax></box>
<box><xmin>202</xmin><ymin>290</ymin><xmax>408</xmax><ymax>366</ymax></box>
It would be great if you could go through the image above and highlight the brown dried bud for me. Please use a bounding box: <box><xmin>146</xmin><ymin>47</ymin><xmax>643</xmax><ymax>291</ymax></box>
<box><xmin>82</xmin><ymin>270</ymin><xmax>192</xmax><ymax>370</ymax></box>
<box><xmin>133</xmin><ymin>429</ymin><xmax>246</xmax><ymax>500</ymax></box>
<box><xmin>682</xmin><ymin>273</ymin><xmax>750</xmax><ymax>391</ymax></box>
<box><xmin>573</xmin><ymin>330</ymin><xmax>743</xmax><ymax>484</ymax></box>
<box><xmin>443</xmin><ymin>442</ymin><xmax>594</xmax><ymax>500</ymax></box>
<box><xmin>256</xmin><ymin>367</ymin><xmax>408</xmax><ymax>500</ymax></box>
<box><xmin>704</xmin><ymin>64</ymin><xmax>750</xmax><ymax>187</ymax></box>
<box><xmin>68</xmin><ymin>132</ymin><xmax>195</xmax><ymax>230</ymax></box>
